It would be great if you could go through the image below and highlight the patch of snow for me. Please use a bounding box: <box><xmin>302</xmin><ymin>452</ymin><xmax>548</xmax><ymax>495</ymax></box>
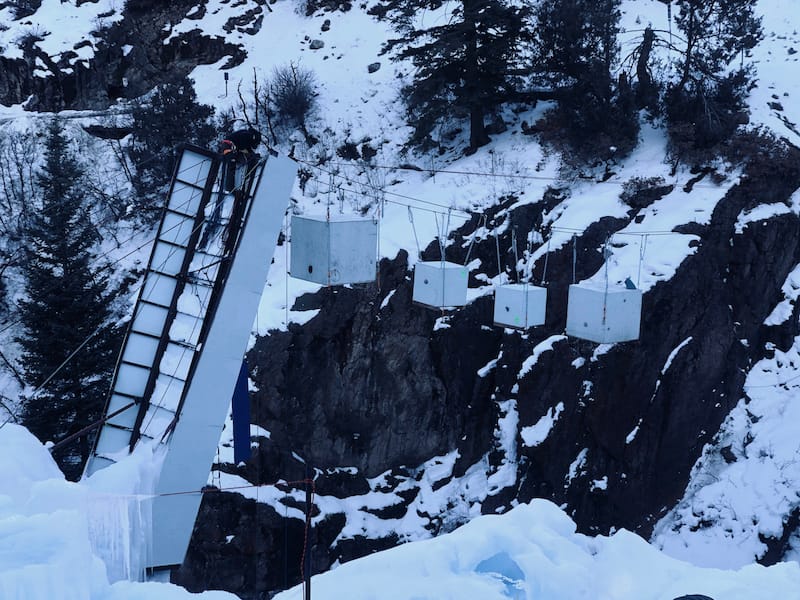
<box><xmin>735</xmin><ymin>203</ymin><xmax>792</xmax><ymax>234</ymax></box>
<box><xmin>488</xmin><ymin>399</ymin><xmax>518</xmax><ymax>494</ymax></box>
<box><xmin>433</xmin><ymin>316</ymin><xmax>452</xmax><ymax>331</ymax></box>
<box><xmin>626</xmin><ymin>420</ymin><xmax>642</xmax><ymax>444</ymax></box>
<box><xmin>591</xmin><ymin>343</ymin><xmax>615</xmax><ymax>361</ymax></box>
<box><xmin>765</xmin><ymin>263</ymin><xmax>800</xmax><ymax>326</ymax></box>
<box><xmin>662</xmin><ymin>337</ymin><xmax>693</xmax><ymax>374</ymax></box>
<box><xmin>566</xmin><ymin>448</ymin><xmax>588</xmax><ymax>485</ymax></box>
<box><xmin>478</xmin><ymin>354</ymin><xmax>500</xmax><ymax>378</ymax></box>
<box><xmin>0</xmin><ymin>424</ymin><xmax>236</xmax><ymax>598</ymax></box>
<box><xmin>379</xmin><ymin>288</ymin><xmax>396</xmax><ymax>309</ymax></box>
<box><xmin>274</xmin><ymin>498</ymin><xmax>800</xmax><ymax>600</ymax></box>
<box><xmin>520</xmin><ymin>402</ymin><xmax>564</xmax><ymax>448</ymax></box>
<box><xmin>517</xmin><ymin>335</ymin><xmax>566</xmax><ymax>378</ymax></box>
<box><xmin>0</xmin><ymin>0</ymin><xmax>123</xmax><ymax>64</ymax></box>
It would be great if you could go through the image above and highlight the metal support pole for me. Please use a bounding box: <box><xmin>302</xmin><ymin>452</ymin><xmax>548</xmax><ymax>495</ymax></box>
<box><xmin>304</xmin><ymin>463</ymin><xmax>312</xmax><ymax>600</ymax></box>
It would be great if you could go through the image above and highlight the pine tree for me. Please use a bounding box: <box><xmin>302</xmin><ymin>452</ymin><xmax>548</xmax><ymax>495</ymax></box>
<box><xmin>666</xmin><ymin>0</ymin><xmax>762</xmax><ymax>151</ymax></box>
<box><xmin>372</xmin><ymin>0</ymin><xmax>534</xmax><ymax>153</ymax></box>
<box><xmin>128</xmin><ymin>76</ymin><xmax>216</xmax><ymax>223</ymax></box>
<box><xmin>17</xmin><ymin>119</ymin><xmax>121</xmax><ymax>480</ymax></box>
<box><xmin>533</xmin><ymin>0</ymin><xmax>637</xmax><ymax>159</ymax></box>
<box><xmin>534</xmin><ymin>0</ymin><xmax>620</xmax><ymax>87</ymax></box>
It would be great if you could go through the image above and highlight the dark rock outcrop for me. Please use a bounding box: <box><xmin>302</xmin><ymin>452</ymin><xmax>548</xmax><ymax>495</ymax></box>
<box><xmin>174</xmin><ymin>490</ymin><xmax>309</xmax><ymax>597</ymax></box>
<box><xmin>247</xmin><ymin>249</ymin><xmax>501</xmax><ymax>478</ymax></box>
<box><xmin>0</xmin><ymin>0</ymin><xmax>249</xmax><ymax>111</ymax></box>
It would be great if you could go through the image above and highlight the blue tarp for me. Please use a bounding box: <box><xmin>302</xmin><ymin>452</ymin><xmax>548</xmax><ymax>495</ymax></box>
<box><xmin>231</xmin><ymin>359</ymin><xmax>251</xmax><ymax>464</ymax></box>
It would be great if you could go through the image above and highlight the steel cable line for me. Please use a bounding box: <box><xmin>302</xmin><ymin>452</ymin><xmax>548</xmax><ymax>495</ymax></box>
<box><xmin>304</xmin><ymin>175</ymin><xmax>707</xmax><ymax>239</ymax></box>
<box><xmin>295</xmin><ymin>159</ymin><xmax>474</xmax><ymax>218</ymax></box>
<box><xmin>549</xmin><ymin>225</ymin><xmax>695</xmax><ymax>237</ymax></box>
<box><xmin>304</xmin><ymin>173</ymin><xmax>473</xmax><ymax>221</ymax></box>
<box><xmin>297</xmin><ymin>157</ymin><xmax>732</xmax><ymax>232</ymax></box>
<box><xmin>77</xmin><ymin>476</ymin><xmax>317</xmax><ymax>502</ymax></box>
<box><xmin>299</xmin><ymin>156</ymin><xmax>732</xmax><ymax>191</ymax></box>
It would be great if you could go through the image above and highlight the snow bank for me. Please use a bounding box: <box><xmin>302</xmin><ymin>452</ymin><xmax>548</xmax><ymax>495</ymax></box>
<box><xmin>4</xmin><ymin>423</ymin><xmax>799</xmax><ymax>600</ymax></box>
<box><xmin>274</xmin><ymin>499</ymin><xmax>800</xmax><ymax>600</ymax></box>
<box><xmin>0</xmin><ymin>424</ymin><xmax>236</xmax><ymax>600</ymax></box>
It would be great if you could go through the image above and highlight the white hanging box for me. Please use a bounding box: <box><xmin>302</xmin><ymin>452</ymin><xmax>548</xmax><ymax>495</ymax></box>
<box><xmin>290</xmin><ymin>214</ymin><xmax>378</xmax><ymax>285</ymax></box>
<box><xmin>566</xmin><ymin>283</ymin><xmax>642</xmax><ymax>343</ymax></box>
<box><xmin>413</xmin><ymin>261</ymin><xmax>469</xmax><ymax>308</ymax></box>
<box><xmin>493</xmin><ymin>283</ymin><xmax>547</xmax><ymax>329</ymax></box>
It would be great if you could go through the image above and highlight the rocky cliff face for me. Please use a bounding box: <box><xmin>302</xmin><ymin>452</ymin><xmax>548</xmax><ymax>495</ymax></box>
<box><xmin>172</xmin><ymin>145</ymin><xmax>800</xmax><ymax>598</ymax></box>
<box><xmin>0</xmin><ymin>0</ymin><xmax>249</xmax><ymax>111</ymax></box>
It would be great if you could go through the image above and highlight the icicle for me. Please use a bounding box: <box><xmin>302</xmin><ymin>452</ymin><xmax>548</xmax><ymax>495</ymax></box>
<box><xmin>83</xmin><ymin>442</ymin><xmax>163</xmax><ymax>583</ymax></box>
<box><xmin>86</xmin><ymin>490</ymin><xmax>153</xmax><ymax>583</ymax></box>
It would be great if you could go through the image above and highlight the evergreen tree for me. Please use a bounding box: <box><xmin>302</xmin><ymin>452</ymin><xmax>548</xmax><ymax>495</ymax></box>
<box><xmin>372</xmin><ymin>0</ymin><xmax>534</xmax><ymax>153</ymax></box>
<box><xmin>534</xmin><ymin>0</ymin><xmax>620</xmax><ymax>87</ymax></box>
<box><xmin>128</xmin><ymin>76</ymin><xmax>216</xmax><ymax>223</ymax></box>
<box><xmin>17</xmin><ymin>119</ymin><xmax>121</xmax><ymax>480</ymax></box>
<box><xmin>666</xmin><ymin>0</ymin><xmax>762</xmax><ymax>151</ymax></box>
<box><xmin>533</xmin><ymin>0</ymin><xmax>637</xmax><ymax>159</ymax></box>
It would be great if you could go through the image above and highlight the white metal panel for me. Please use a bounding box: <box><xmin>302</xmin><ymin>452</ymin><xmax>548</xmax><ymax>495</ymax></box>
<box><xmin>90</xmin><ymin>392</ymin><xmax>138</xmax><ymax>465</ymax></box>
<box><xmin>149</xmin><ymin>375</ymin><xmax>184</xmax><ymax>414</ymax></box>
<box><xmin>93</xmin><ymin>426</ymin><xmax>132</xmax><ymax>458</ymax></box>
<box><xmin>106</xmin><ymin>393</ymin><xmax>136</xmax><ymax>416</ymax></box>
<box><xmin>149</xmin><ymin>155</ymin><xmax>296</xmax><ymax>569</ymax></box>
<box><xmin>566</xmin><ymin>284</ymin><xmax>642</xmax><ymax>343</ymax></box>
<box><xmin>134</xmin><ymin>303</ymin><xmax>169</xmax><ymax>337</ymax></box>
<box><xmin>176</xmin><ymin>150</ymin><xmax>213</xmax><ymax>187</ymax></box>
<box><xmin>159</xmin><ymin>343</ymin><xmax>193</xmax><ymax>381</ymax></box>
<box><xmin>160</xmin><ymin>212</ymin><xmax>195</xmax><ymax>247</ymax></box>
<box><xmin>176</xmin><ymin>286</ymin><xmax>213</xmax><ymax>318</ymax></box>
<box><xmin>142</xmin><ymin>274</ymin><xmax>178</xmax><ymax>308</ymax></box>
<box><xmin>123</xmin><ymin>333</ymin><xmax>159</xmax><ymax>367</ymax></box>
<box><xmin>169</xmin><ymin>313</ymin><xmax>203</xmax><ymax>346</ymax></box>
<box><xmin>290</xmin><ymin>215</ymin><xmax>329</xmax><ymax>285</ymax></box>
<box><xmin>86</xmin><ymin>455</ymin><xmax>115</xmax><ymax>472</ymax></box>
<box><xmin>493</xmin><ymin>284</ymin><xmax>547</xmax><ymax>329</ymax></box>
<box><xmin>85</xmin><ymin>148</ymin><xmax>218</xmax><ymax>480</ymax></box>
<box><xmin>151</xmin><ymin>242</ymin><xmax>186</xmax><ymax>276</ymax></box>
<box><xmin>329</xmin><ymin>217</ymin><xmax>377</xmax><ymax>284</ymax></box>
<box><xmin>168</xmin><ymin>183</ymin><xmax>203</xmax><ymax>216</ymax></box>
<box><xmin>412</xmin><ymin>261</ymin><xmax>469</xmax><ymax>308</ymax></box>
<box><xmin>140</xmin><ymin>404</ymin><xmax>176</xmax><ymax>441</ymax></box>
<box><xmin>115</xmin><ymin>363</ymin><xmax>150</xmax><ymax>397</ymax></box>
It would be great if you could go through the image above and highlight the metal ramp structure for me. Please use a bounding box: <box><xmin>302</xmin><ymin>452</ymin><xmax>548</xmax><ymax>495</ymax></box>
<box><xmin>85</xmin><ymin>145</ymin><xmax>297</xmax><ymax>571</ymax></box>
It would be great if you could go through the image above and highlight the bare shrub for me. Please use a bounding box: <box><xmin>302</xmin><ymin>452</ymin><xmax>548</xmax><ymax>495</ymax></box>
<box><xmin>270</xmin><ymin>62</ymin><xmax>317</xmax><ymax>132</ymax></box>
<box><xmin>0</xmin><ymin>127</ymin><xmax>40</xmax><ymax>241</ymax></box>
